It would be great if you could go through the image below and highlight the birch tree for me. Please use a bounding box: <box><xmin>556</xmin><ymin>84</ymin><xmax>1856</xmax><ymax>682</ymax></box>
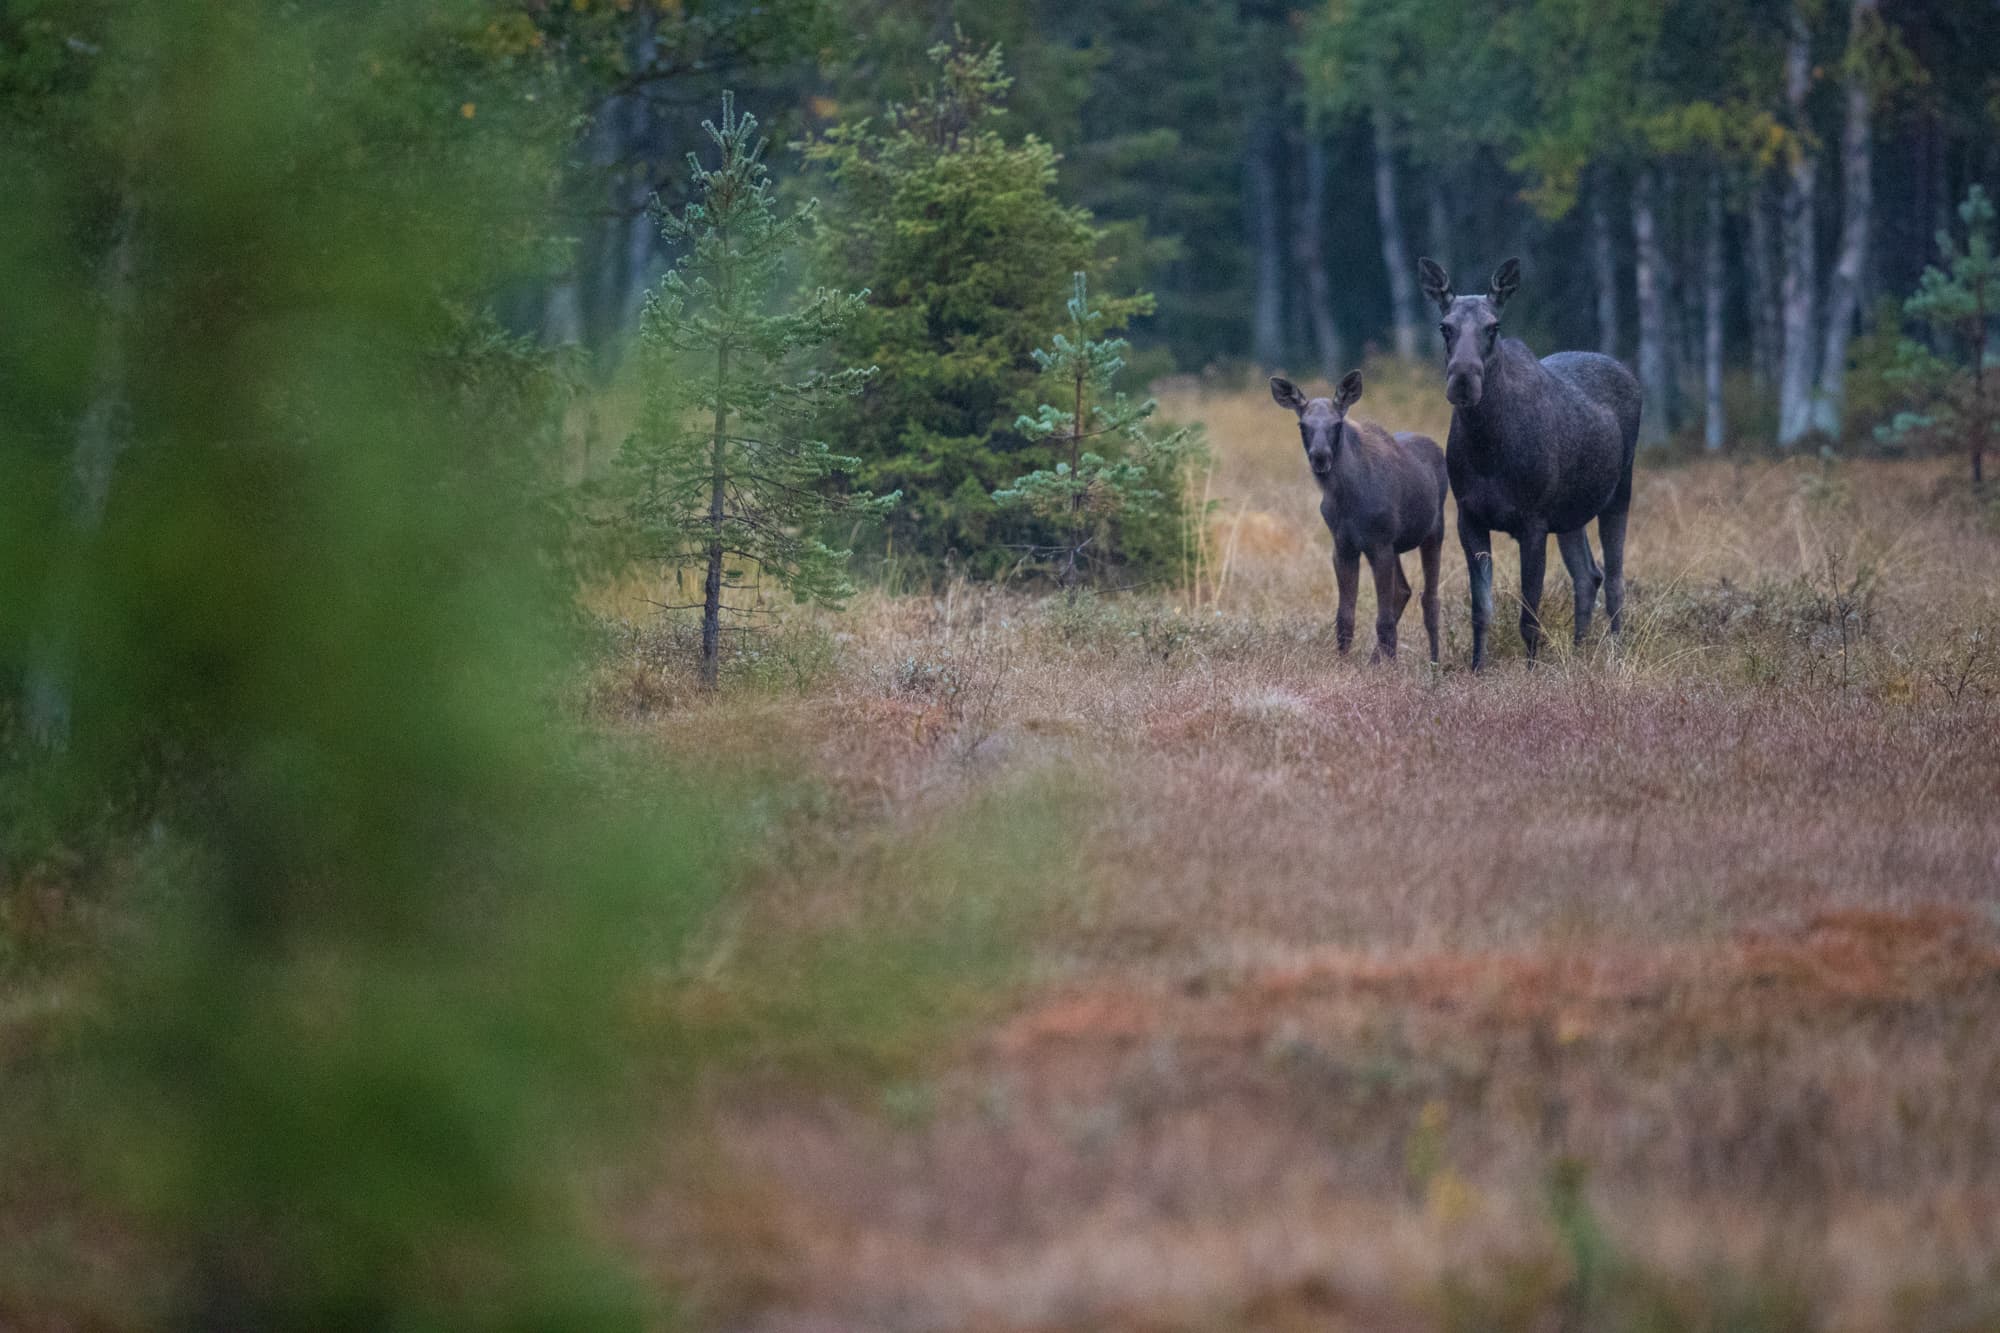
<box><xmin>1296</xmin><ymin>136</ymin><xmax>1345</xmax><ymax>379</ymax></box>
<box><xmin>1632</xmin><ymin>168</ymin><xmax>1673</xmax><ymax>445</ymax></box>
<box><xmin>1810</xmin><ymin>0</ymin><xmax>1919</xmax><ymax>437</ymax></box>
<box><xmin>1589</xmin><ymin>169</ymin><xmax>1622</xmax><ymax>358</ymax></box>
<box><xmin>1704</xmin><ymin>174</ymin><xmax>1728</xmax><ymax>449</ymax></box>
<box><xmin>1775</xmin><ymin>2</ymin><xmax>1821</xmax><ymax>446</ymax></box>
<box><xmin>1372</xmin><ymin>110</ymin><xmax>1421</xmax><ymax>361</ymax></box>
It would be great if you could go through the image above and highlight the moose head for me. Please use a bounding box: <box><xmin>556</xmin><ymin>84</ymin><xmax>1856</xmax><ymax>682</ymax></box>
<box><xmin>1418</xmin><ymin>256</ymin><xmax>1519</xmax><ymax>409</ymax></box>
<box><xmin>1270</xmin><ymin>369</ymin><xmax>1364</xmax><ymax>479</ymax></box>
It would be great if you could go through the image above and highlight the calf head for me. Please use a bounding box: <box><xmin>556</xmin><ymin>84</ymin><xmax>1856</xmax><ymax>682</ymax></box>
<box><xmin>1418</xmin><ymin>256</ymin><xmax>1518</xmax><ymax>409</ymax></box>
<box><xmin>1271</xmin><ymin>370</ymin><xmax>1363</xmax><ymax>479</ymax></box>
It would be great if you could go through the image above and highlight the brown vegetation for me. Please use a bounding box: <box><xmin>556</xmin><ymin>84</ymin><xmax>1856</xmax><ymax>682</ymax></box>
<box><xmin>585</xmin><ymin>376</ymin><xmax>2000</xmax><ymax>1331</ymax></box>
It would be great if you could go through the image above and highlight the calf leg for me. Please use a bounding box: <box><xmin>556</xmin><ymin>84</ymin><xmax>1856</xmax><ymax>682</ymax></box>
<box><xmin>1597</xmin><ymin>507</ymin><xmax>1629</xmax><ymax>638</ymax></box>
<box><xmin>1333</xmin><ymin>541</ymin><xmax>1360</xmax><ymax>655</ymax></box>
<box><xmin>1556</xmin><ymin>528</ymin><xmax>1602</xmax><ymax>645</ymax></box>
<box><xmin>1393</xmin><ymin>558</ymin><xmax>1413</xmax><ymax>619</ymax></box>
<box><xmin>1458</xmin><ymin>515</ymin><xmax>1494</xmax><ymax>671</ymax></box>
<box><xmin>1517</xmin><ymin>525</ymin><xmax>1549</xmax><ymax>665</ymax></box>
<box><xmin>1419</xmin><ymin>531</ymin><xmax>1442</xmax><ymax>665</ymax></box>
<box><xmin>1367</xmin><ymin>547</ymin><xmax>1402</xmax><ymax>662</ymax></box>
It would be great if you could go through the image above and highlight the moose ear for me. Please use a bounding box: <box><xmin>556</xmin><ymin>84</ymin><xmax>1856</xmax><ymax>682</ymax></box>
<box><xmin>1333</xmin><ymin>369</ymin><xmax>1363</xmax><ymax>411</ymax></box>
<box><xmin>1489</xmin><ymin>256</ymin><xmax>1521</xmax><ymax>309</ymax></box>
<box><xmin>1269</xmin><ymin>376</ymin><xmax>1308</xmax><ymax>413</ymax></box>
<box><xmin>1417</xmin><ymin>257</ymin><xmax>1454</xmax><ymax>314</ymax></box>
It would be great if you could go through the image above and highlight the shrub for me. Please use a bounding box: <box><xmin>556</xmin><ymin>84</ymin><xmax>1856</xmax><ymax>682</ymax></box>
<box><xmin>1875</xmin><ymin>185</ymin><xmax>2000</xmax><ymax>487</ymax></box>
<box><xmin>613</xmin><ymin>94</ymin><xmax>895</xmax><ymax>688</ymax></box>
<box><xmin>802</xmin><ymin>35</ymin><xmax>1141</xmax><ymax>576</ymax></box>
<box><xmin>994</xmin><ymin>273</ymin><xmax>1206</xmax><ymax>590</ymax></box>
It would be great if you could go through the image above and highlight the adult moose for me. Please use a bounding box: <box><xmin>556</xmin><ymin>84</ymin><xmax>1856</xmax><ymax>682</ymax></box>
<box><xmin>1271</xmin><ymin>370</ymin><xmax>1447</xmax><ymax>663</ymax></box>
<box><xmin>1418</xmin><ymin>257</ymin><xmax>1640</xmax><ymax>670</ymax></box>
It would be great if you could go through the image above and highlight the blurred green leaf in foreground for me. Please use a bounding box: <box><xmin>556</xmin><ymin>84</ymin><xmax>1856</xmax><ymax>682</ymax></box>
<box><xmin>0</xmin><ymin>2</ymin><xmax>725</xmax><ymax>1326</ymax></box>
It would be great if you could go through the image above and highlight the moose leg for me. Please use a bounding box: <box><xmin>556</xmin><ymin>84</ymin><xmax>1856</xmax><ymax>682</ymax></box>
<box><xmin>1367</xmin><ymin>547</ymin><xmax>1401</xmax><ymax>662</ymax></box>
<box><xmin>1458</xmin><ymin>516</ymin><xmax>1494</xmax><ymax>671</ymax></box>
<box><xmin>1393</xmin><ymin>558</ymin><xmax>1413</xmax><ymax>619</ymax></box>
<box><xmin>1557</xmin><ymin>528</ymin><xmax>1602</xmax><ymax>645</ymax></box>
<box><xmin>1419</xmin><ymin>530</ymin><xmax>1442</xmax><ymax>665</ymax></box>
<box><xmin>1517</xmin><ymin>525</ymin><xmax>1549</xmax><ymax>665</ymax></box>
<box><xmin>1333</xmin><ymin>541</ymin><xmax>1361</xmax><ymax>655</ymax></box>
<box><xmin>1597</xmin><ymin>507</ymin><xmax>1629</xmax><ymax>639</ymax></box>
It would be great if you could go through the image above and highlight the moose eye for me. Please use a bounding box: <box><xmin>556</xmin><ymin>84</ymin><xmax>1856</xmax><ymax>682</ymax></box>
<box><xmin>1439</xmin><ymin>323</ymin><xmax>1454</xmax><ymax>340</ymax></box>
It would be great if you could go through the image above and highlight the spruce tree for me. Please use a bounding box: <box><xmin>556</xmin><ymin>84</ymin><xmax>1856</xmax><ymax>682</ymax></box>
<box><xmin>619</xmin><ymin>94</ymin><xmax>895</xmax><ymax>687</ymax></box>
<box><xmin>1879</xmin><ymin>185</ymin><xmax>2000</xmax><ymax>489</ymax></box>
<box><xmin>802</xmin><ymin>37</ymin><xmax>1138</xmax><ymax>575</ymax></box>
<box><xmin>994</xmin><ymin>273</ymin><xmax>1202</xmax><ymax>591</ymax></box>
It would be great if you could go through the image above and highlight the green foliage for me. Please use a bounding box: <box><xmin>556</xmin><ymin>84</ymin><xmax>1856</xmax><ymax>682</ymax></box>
<box><xmin>1837</xmin><ymin>297</ymin><xmax>1910</xmax><ymax>448</ymax></box>
<box><xmin>613</xmin><ymin>93</ymin><xmax>894</xmax><ymax>682</ymax></box>
<box><xmin>0</xmin><ymin>2</ymin><xmax>737</xmax><ymax>1325</ymax></box>
<box><xmin>1307</xmin><ymin>0</ymin><xmax>1526</xmax><ymax>163</ymax></box>
<box><xmin>665</xmin><ymin>770</ymin><xmax>1089</xmax><ymax>1081</ymax></box>
<box><xmin>526</xmin><ymin>0</ymin><xmax>838</xmax><ymax>95</ymax></box>
<box><xmin>1033</xmin><ymin>0</ymin><xmax>1251</xmax><ymax>371</ymax></box>
<box><xmin>1904</xmin><ymin>185</ymin><xmax>2000</xmax><ymax>335</ymax></box>
<box><xmin>1876</xmin><ymin>185</ymin><xmax>2000</xmax><ymax>484</ymax></box>
<box><xmin>801</xmin><ymin>34</ymin><xmax>1132</xmax><ymax>577</ymax></box>
<box><xmin>1505</xmin><ymin>0</ymin><xmax>1685</xmax><ymax>217</ymax></box>
<box><xmin>994</xmin><ymin>273</ymin><xmax>1202</xmax><ymax>588</ymax></box>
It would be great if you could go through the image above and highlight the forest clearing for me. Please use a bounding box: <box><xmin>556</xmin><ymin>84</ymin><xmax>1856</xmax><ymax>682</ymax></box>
<box><xmin>8</xmin><ymin>1</ymin><xmax>2000</xmax><ymax>1329</ymax></box>
<box><xmin>573</xmin><ymin>379</ymin><xmax>2000</xmax><ymax>1331</ymax></box>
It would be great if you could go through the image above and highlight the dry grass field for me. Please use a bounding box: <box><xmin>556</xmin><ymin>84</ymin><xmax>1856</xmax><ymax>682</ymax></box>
<box><xmin>590</xmin><ymin>369</ymin><xmax>2000</xmax><ymax>1332</ymax></box>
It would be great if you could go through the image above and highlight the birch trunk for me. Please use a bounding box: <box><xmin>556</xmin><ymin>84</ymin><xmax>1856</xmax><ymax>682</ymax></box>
<box><xmin>1633</xmin><ymin>168</ymin><xmax>1671</xmax><ymax>446</ymax></box>
<box><xmin>1590</xmin><ymin>173</ymin><xmax>1621</xmax><ymax>358</ymax></box>
<box><xmin>1296</xmin><ymin>136</ymin><xmax>1344</xmax><ymax>380</ymax></box>
<box><xmin>1745</xmin><ymin>173</ymin><xmax>1781</xmax><ymax>388</ymax></box>
<box><xmin>1704</xmin><ymin>175</ymin><xmax>1728</xmax><ymax>451</ymax></box>
<box><xmin>1777</xmin><ymin>3</ymin><xmax>1821</xmax><ymax>446</ymax></box>
<box><xmin>1666</xmin><ymin>168</ymin><xmax>1697</xmax><ymax>409</ymax></box>
<box><xmin>1283</xmin><ymin>122</ymin><xmax>1309</xmax><ymax>361</ymax></box>
<box><xmin>1246</xmin><ymin>110</ymin><xmax>1285</xmax><ymax>368</ymax></box>
<box><xmin>1811</xmin><ymin>0</ymin><xmax>1878</xmax><ymax>438</ymax></box>
<box><xmin>543</xmin><ymin>278</ymin><xmax>583</xmax><ymax>346</ymax></box>
<box><xmin>1426</xmin><ymin>178</ymin><xmax>1452</xmax><ymax>278</ymax></box>
<box><xmin>611</xmin><ymin>13</ymin><xmax>662</xmax><ymax>342</ymax></box>
<box><xmin>1372</xmin><ymin>109</ymin><xmax>1419</xmax><ymax>361</ymax></box>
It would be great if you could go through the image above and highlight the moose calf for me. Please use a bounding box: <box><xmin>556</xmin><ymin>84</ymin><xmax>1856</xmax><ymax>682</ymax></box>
<box><xmin>1271</xmin><ymin>370</ymin><xmax>1448</xmax><ymax>663</ymax></box>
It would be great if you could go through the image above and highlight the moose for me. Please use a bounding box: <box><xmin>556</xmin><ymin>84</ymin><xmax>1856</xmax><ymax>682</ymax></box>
<box><xmin>1271</xmin><ymin>370</ymin><xmax>1448</xmax><ymax>663</ymax></box>
<box><xmin>1418</xmin><ymin>257</ymin><xmax>1640</xmax><ymax>669</ymax></box>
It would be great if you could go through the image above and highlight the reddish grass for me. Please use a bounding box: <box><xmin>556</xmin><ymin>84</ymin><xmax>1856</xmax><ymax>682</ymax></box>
<box><xmin>590</xmin><ymin>389</ymin><xmax>2000</xmax><ymax>1330</ymax></box>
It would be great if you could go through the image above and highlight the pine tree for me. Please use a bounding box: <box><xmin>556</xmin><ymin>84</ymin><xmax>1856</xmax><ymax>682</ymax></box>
<box><xmin>994</xmin><ymin>272</ymin><xmax>1202</xmax><ymax>592</ymax></box>
<box><xmin>619</xmin><ymin>93</ymin><xmax>895</xmax><ymax>688</ymax></box>
<box><xmin>1878</xmin><ymin>185</ymin><xmax>2000</xmax><ymax>489</ymax></box>
<box><xmin>802</xmin><ymin>36</ymin><xmax>1132</xmax><ymax>575</ymax></box>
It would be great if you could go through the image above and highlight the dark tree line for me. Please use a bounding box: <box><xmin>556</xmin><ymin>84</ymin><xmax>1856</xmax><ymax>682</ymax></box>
<box><xmin>534</xmin><ymin>0</ymin><xmax>2000</xmax><ymax>453</ymax></box>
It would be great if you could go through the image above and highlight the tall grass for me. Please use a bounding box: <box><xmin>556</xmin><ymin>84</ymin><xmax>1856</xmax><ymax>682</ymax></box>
<box><xmin>576</xmin><ymin>376</ymin><xmax>2000</xmax><ymax>1332</ymax></box>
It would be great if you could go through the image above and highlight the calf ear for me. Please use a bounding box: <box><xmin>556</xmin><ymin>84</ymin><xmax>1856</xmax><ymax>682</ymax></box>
<box><xmin>1333</xmin><ymin>369</ymin><xmax>1363</xmax><ymax>411</ymax></box>
<box><xmin>1269</xmin><ymin>376</ymin><xmax>1308</xmax><ymax>413</ymax></box>
<box><xmin>1418</xmin><ymin>257</ymin><xmax>1454</xmax><ymax>314</ymax></box>
<box><xmin>1489</xmin><ymin>256</ymin><xmax>1521</xmax><ymax>309</ymax></box>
